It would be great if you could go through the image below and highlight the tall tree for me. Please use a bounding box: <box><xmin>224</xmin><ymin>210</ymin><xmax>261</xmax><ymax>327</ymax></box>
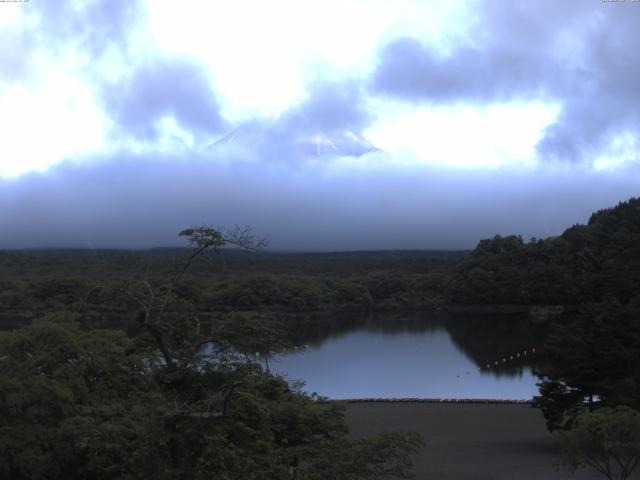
<box><xmin>537</xmin><ymin>299</ymin><xmax>640</xmax><ymax>431</ymax></box>
<box><xmin>555</xmin><ymin>407</ymin><xmax>640</xmax><ymax>480</ymax></box>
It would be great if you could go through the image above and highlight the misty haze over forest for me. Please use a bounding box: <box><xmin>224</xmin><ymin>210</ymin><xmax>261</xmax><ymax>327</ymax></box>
<box><xmin>2</xmin><ymin>161</ymin><xmax>639</xmax><ymax>250</ymax></box>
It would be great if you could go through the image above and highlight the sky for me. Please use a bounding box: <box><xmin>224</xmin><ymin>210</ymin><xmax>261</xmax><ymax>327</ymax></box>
<box><xmin>0</xmin><ymin>0</ymin><xmax>639</xmax><ymax>250</ymax></box>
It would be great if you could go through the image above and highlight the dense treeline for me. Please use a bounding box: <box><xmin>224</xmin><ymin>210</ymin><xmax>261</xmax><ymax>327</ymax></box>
<box><xmin>0</xmin><ymin>250</ymin><xmax>457</xmax><ymax>332</ymax></box>
<box><xmin>449</xmin><ymin>197</ymin><xmax>640</xmax><ymax>306</ymax></box>
<box><xmin>538</xmin><ymin>297</ymin><xmax>640</xmax><ymax>430</ymax></box>
<box><xmin>444</xmin><ymin>198</ymin><xmax>640</xmax><ymax>430</ymax></box>
<box><xmin>2</xmin><ymin>198</ymin><xmax>639</xmax><ymax>323</ymax></box>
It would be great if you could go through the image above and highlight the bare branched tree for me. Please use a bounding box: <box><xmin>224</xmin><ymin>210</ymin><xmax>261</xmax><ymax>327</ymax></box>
<box><xmin>121</xmin><ymin>225</ymin><xmax>268</xmax><ymax>370</ymax></box>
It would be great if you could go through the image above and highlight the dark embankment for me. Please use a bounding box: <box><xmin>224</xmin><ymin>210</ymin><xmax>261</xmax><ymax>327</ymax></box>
<box><xmin>346</xmin><ymin>402</ymin><xmax>610</xmax><ymax>480</ymax></box>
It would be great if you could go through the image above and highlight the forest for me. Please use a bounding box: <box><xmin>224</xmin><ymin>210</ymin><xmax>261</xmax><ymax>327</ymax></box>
<box><xmin>1</xmin><ymin>197</ymin><xmax>639</xmax><ymax>479</ymax></box>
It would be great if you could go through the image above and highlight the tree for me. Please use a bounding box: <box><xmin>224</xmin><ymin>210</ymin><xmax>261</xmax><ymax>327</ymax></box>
<box><xmin>537</xmin><ymin>299</ymin><xmax>640</xmax><ymax>431</ymax></box>
<box><xmin>0</xmin><ymin>226</ymin><xmax>424</xmax><ymax>479</ymax></box>
<box><xmin>120</xmin><ymin>224</ymin><xmax>269</xmax><ymax>371</ymax></box>
<box><xmin>212</xmin><ymin>311</ymin><xmax>291</xmax><ymax>372</ymax></box>
<box><xmin>0</xmin><ymin>314</ymin><xmax>165</xmax><ymax>480</ymax></box>
<box><xmin>555</xmin><ymin>407</ymin><xmax>640</xmax><ymax>480</ymax></box>
<box><xmin>447</xmin><ymin>197</ymin><xmax>640</xmax><ymax>306</ymax></box>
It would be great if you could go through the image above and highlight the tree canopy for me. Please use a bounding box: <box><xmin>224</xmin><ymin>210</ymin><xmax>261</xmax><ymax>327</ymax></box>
<box><xmin>537</xmin><ymin>298</ymin><xmax>640</xmax><ymax>431</ymax></box>
<box><xmin>555</xmin><ymin>407</ymin><xmax>640</xmax><ymax>480</ymax></box>
<box><xmin>0</xmin><ymin>226</ymin><xmax>423</xmax><ymax>480</ymax></box>
<box><xmin>448</xmin><ymin>197</ymin><xmax>640</xmax><ymax>306</ymax></box>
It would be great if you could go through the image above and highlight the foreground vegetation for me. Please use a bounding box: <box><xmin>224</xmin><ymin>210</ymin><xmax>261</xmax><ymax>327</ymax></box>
<box><xmin>0</xmin><ymin>227</ymin><xmax>424</xmax><ymax>479</ymax></box>
<box><xmin>1</xmin><ymin>315</ymin><xmax>426</xmax><ymax>479</ymax></box>
<box><xmin>1</xmin><ymin>197</ymin><xmax>639</xmax><ymax>478</ymax></box>
<box><xmin>555</xmin><ymin>407</ymin><xmax>640</xmax><ymax>480</ymax></box>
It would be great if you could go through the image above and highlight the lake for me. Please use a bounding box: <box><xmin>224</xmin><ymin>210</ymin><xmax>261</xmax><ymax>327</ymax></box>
<box><xmin>270</xmin><ymin>315</ymin><xmax>544</xmax><ymax>400</ymax></box>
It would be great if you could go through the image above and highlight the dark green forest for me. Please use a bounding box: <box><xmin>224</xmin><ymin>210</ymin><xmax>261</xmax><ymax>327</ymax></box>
<box><xmin>1</xmin><ymin>197</ymin><xmax>639</xmax><ymax>478</ymax></box>
<box><xmin>447</xmin><ymin>197</ymin><xmax>640</xmax><ymax>431</ymax></box>
<box><xmin>449</xmin><ymin>198</ymin><xmax>640</xmax><ymax>306</ymax></box>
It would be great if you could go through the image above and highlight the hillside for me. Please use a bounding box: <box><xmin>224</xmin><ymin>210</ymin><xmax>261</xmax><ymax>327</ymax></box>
<box><xmin>447</xmin><ymin>197</ymin><xmax>640</xmax><ymax>306</ymax></box>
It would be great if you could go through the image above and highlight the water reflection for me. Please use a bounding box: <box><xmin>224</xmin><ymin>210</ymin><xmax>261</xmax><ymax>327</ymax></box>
<box><xmin>272</xmin><ymin>314</ymin><xmax>545</xmax><ymax>400</ymax></box>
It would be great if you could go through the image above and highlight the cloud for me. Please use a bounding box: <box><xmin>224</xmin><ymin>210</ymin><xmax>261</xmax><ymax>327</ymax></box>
<box><xmin>0</xmin><ymin>27</ymin><xmax>36</xmax><ymax>85</ymax></box>
<box><xmin>0</xmin><ymin>0</ymin><xmax>155</xmax><ymax>178</ymax></box>
<box><xmin>371</xmin><ymin>0</ymin><xmax>640</xmax><ymax>164</ymax></box>
<box><xmin>101</xmin><ymin>56</ymin><xmax>226</xmax><ymax>140</ymax></box>
<box><xmin>372</xmin><ymin>38</ymin><xmax>551</xmax><ymax>103</ymax></box>
<box><xmin>28</xmin><ymin>0</ymin><xmax>143</xmax><ymax>57</ymax></box>
<box><xmin>285</xmin><ymin>81</ymin><xmax>371</xmax><ymax>135</ymax></box>
<box><xmin>1</xmin><ymin>152</ymin><xmax>639</xmax><ymax>250</ymax></box>
<box><xmin>209</xmin><ymin>79</ymin><xmax>378</xmax><ymax>163</ymax></box>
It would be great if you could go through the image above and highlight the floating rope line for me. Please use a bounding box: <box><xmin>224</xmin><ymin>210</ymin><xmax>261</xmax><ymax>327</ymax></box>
<box><xmin>453</xmin><ymin>347</ymin><xmax>538</xmax><ymax>380</ymax></box>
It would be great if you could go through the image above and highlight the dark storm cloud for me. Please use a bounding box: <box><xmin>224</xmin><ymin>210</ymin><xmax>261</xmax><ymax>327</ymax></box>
<box><xmin>210</xmin><ymin>79</ymin><xmax>377</xmax><ymax>162</ymax></box>
<box><xmin>371</xmin><ymin>0</ymin><xmax>640</xmax><ymax>163</ymax></box>
<box><xmin>101</xmin><ymin>57</ymin><xmax>226</xmax><ymax>140</ymax></box>
<box><xmin>1</xmin><ymin>154</ymin><xmax>638</xmax><ymax>250</ymax></box>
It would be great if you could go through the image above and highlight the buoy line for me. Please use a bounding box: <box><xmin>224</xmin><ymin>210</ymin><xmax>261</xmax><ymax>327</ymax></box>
<box><xmin>334</xmin><ymin>398</ymin><xmax>534</xmax><ymax>404</ymax></box>
<box><xmin>451</xmin><ymin>347</ymin><xmax>538</xmax><ymax>380</ymax></box>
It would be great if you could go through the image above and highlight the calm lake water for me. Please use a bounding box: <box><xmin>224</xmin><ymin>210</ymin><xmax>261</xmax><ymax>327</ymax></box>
<box><xmin>270</xmin><ymin>316</ymin><xmax>543</xmax><ymax>400</ymax></box>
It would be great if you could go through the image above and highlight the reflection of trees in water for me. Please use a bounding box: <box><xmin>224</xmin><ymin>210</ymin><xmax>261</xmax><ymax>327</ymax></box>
<box><xmin>445</xmin><ymin>314</ymin><xmax>547</xmax><ymax>378</ymax></box>
<box><xmin>287</xmin><ymin>312</ymin><xmax>447</xmax><ymax>348</ymax></box>
<box><xmin>288</xmin><ymin>312</ymin><xmax>547</xmax><ymax>379</ymax></box>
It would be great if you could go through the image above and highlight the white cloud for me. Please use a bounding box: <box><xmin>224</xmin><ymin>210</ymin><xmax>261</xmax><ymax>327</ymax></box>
<box><xmin>144</xmin><ymin>0</ymin><xmax>474</xmax><ymax>122</ymax></box>
<box><xmin>0</xmin><ymin>2</ymin><xmax>22</xmax><ymax>26</ymax></box>
<box><xmin>0</xmin><ymin>69</ymin><xmax>109</xmax><ymax>178</ymax></box>
<box><xmin>364</xmin><ymin>100</ymin><xmax>560</xmax><ymax>169</ymax></box>
<box><xmin>593</xmin><ymin>131</ymin><xmax>640</xmax><ymax>171</ymax></box>
<box><xmin>1</xmin><ymin>0</ymin><xmax>638</xmax><ymax>181</ymax></box>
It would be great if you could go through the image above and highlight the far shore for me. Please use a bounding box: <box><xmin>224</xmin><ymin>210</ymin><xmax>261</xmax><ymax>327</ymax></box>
<box><xmin>345</xmin><ymin>402</ymin><xmax>612</xmax><ymax>480</ymax></box>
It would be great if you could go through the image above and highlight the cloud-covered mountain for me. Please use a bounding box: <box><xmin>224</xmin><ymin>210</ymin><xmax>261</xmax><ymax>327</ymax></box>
<box><xmin>1</xmin><ymin>0</ymin><xmax>640</xmax><ymax>250</ymax></box>
<box><xmin>208</xmin><ymin>121</ymin><xmax>379</xmax><ymax>161</ymax></box>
